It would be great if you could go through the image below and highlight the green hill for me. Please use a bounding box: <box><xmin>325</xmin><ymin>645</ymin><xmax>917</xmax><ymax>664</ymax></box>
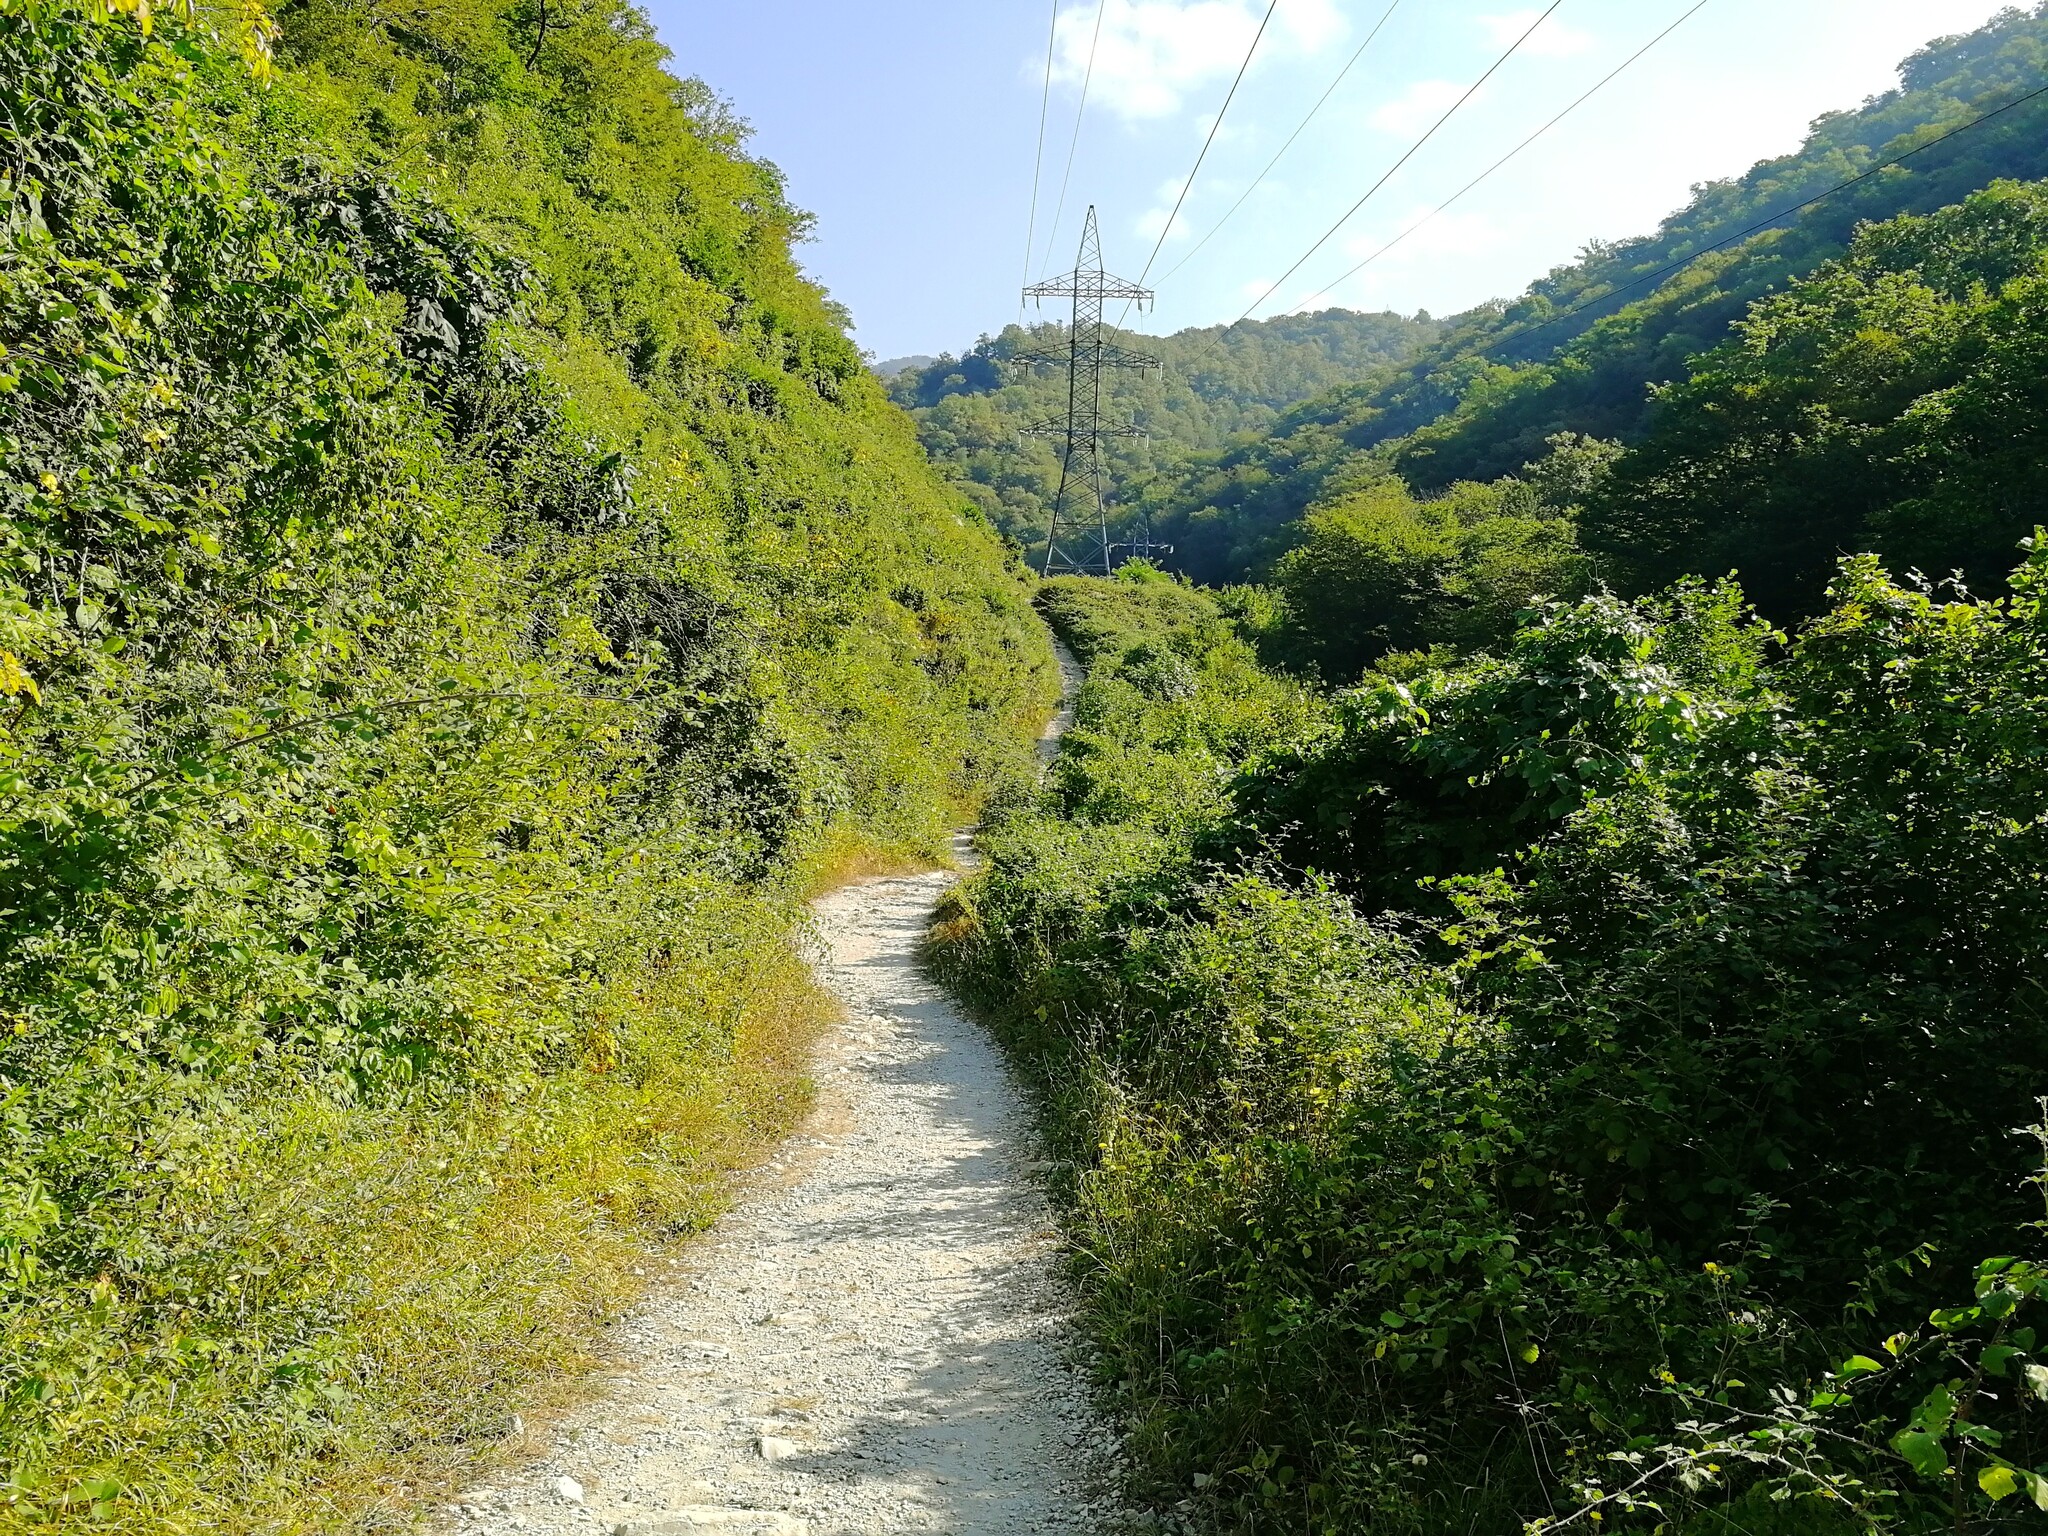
<box><xmin>1139</xmin><ymin>3</ymin><xmax>2048</xmax><ymax>585</ymax></box>
<box><xmin>0</xmin><ymin>0</ymin><xmax>1051</xmax><ymax>1524</ymax></box>
<box><xmin>888</xmin><ymin>308</ymin><xmax>1437</xmax><ymax>555</ymax></box>
<box><xmin>1229</xmin><ymin>175</ymin><xmax>2048</xmax><ymax>682</ymax></box>
<box><xmin>917</xmin><ymin>9</ymin><xmax>2048</xmax><ymax>1534</ymax></box>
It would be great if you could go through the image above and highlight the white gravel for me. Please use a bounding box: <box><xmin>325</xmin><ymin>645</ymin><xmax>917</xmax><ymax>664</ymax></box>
<box><xmin>446</xmin><ymin>644</ymin><xmax>1127</xmax><ymax>1536</ymax></box>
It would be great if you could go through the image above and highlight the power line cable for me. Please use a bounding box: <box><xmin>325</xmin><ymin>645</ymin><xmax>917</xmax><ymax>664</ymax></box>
<box><xmin>1117</xmin><ymin>0</ymin><xmax>1282</xmax><ymax>328</ymax></box>
<box><xmin>1234</xmin><ymin>0</ymin><xmax>1564</xmax><ymax>324</ymax></box>
<box><xmin>1500</xmin><ymin>71</ymin><xmax>2048</xmax><ymax>347</ymax></box>
<box><xmin>1285</xmin><ymin>0</ymin><xmax>1711</xmax><ymax>315</ymax></box>
<box><xmin>1157</xmin><ymin>0</ymin><xmax>1404</xmax><ymax>288</ymax></box>
<box><xmin>1038</xmin><ymin>0</ymin><xmax>1111</xmax><ymax>279</ymax></box>
<box><xmin>1020</xmin><ymin>0</ymin><xmax>1062</xmax><ymax>322</ymax></box>
<box><xmin>1117</xmin><ymin>60</ymin><xmax>2048</xmax><ymax>558</ymax></box>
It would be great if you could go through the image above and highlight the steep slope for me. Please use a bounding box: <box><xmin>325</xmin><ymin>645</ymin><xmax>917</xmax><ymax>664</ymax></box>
<box><xmin>1237</xmin><ymin>174</ymin><xmax>2048</xmax><ymax>684</ymax></box>
<box><xmin>1583</xmin><ymin>177</ymin><xmax>2048</xmax><ymax>617</ymax></box>
<box><xmin>1140</xmin><ymin>3</ymin><xmax>2048</xmax><ymax>583</ymax></box>
<box><xmin>890</xmin><ymin>308</ymin><xmax>1437</xmax><ymax>554</ymax></box>
<box><xmin>0</xmin><ymin>0</ymin><xmax>1052</xmax><ymax>1527</ymax></box>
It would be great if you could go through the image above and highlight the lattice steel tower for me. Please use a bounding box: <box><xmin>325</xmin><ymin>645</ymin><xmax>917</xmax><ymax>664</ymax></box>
<box><xmin>1018</xmin><ymin>207</ymin><xmax>1158</xmax><ymax>577</ymax></box>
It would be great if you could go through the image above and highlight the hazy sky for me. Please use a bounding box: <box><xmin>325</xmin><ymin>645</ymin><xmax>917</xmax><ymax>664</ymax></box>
<box><xmin>644</xmin><ymin>1</ymin><xmax>2019</xmax><ymax>360</ymax></box>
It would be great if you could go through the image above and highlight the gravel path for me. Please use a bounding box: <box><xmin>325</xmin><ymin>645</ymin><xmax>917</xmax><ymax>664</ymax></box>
<box><xmin>444</xmin><ymin>645</ymin><xmax>1117</xmax><ymax>1536</ymax></box>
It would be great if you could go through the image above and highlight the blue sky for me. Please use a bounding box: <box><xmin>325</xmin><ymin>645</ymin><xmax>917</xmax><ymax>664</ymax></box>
<box><xmin>645</xmin><ymin>0</ymin><xmax>2018</xmax><ymax>361</ymax></box>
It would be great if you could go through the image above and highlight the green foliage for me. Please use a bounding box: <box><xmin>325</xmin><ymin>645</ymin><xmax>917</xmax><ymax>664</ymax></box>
<box><xmin>1262</xmin><ymin>434</ymin><xmax>1612</xmax><ymax>682</ymax></box>
<box><xmin>1140</xmin><ymin>4</ymin><xmax>2048</xmax><ymax>586</ymax></box>
<box><xmin>1585</xmin><ymin>178</ymin><xmax>2048</xmax><ymax>617</ymax></box>
<box><xmin>0</xmin><ymin>0</ymin><xmax>1053</xmax><ymax>1526</ymax></box>
<box><xmin>938</xmin><ymin>545</ymin><xmax>2048</xmax><ymax>1533</ymax></box>
<box><xmin>1039</xmin><ymin>566</ymin><xmax>1239</xmax><ymax>666</ymax></box>
<box><xmin>1574</xmin><ymin>1249</ymin><xmax>2048</xmax><ymax>1531</ymax></box>
<box><xmin>1034</xmin><ymin>574</ymin><xmax>1326</xmax><ymax>842</ymax></box>
<box><xmin>887</xmin><ymin>310</ymin><xmax>1437</xmax><ymax>555</ymax></box>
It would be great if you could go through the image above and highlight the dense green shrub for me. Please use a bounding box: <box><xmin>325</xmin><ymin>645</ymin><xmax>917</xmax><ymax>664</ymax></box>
<box><xmin>1170</xmin><ymin>170</ymin><xmax>2048</xmax><ymax>681</ymax></box>
<box><xmin>0</xmin><ymin>0</ymin><xmax>1052</xmax><ymax>1526</ymax></box>
<box><xmin>1258</xmin><ymin>434</ymin><xmax>1614</xmax><ymax>683</ymax></box>
<box><xmin>938</xmin><ymin>548</ymin><xmax>2048</xmax><ymax>1533</ymax></box>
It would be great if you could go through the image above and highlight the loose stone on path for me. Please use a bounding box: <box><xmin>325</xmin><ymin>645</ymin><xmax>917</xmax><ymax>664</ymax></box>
<box><xmin>446</xmin><ymin>813</ymin><xmax>1124</xmax><ymax>1534</ymax></box>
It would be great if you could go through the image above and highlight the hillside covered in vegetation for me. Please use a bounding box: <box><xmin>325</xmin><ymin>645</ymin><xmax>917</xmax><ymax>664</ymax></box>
<box><xmin>888</xmin><ymin>308</ymin><xmax>1437</xmax><ymax>555</ymax></box>
<box><xmin>1136</xmin><ymin>4</ymin><xmax>2048</xmax><ymax>591</ymax></box>
<box><xmin>0</xmin><ymin>0</ymin><xmax>1052</xmax><ymax>1525</ymax></box>
<box><xmin>1231</xmin><ymin>173</ymin><xmax>2048</xmax><ymax>682</ymax></box>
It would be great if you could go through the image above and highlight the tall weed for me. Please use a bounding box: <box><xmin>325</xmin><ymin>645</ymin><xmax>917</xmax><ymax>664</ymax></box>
<box><xmin>0</xmin><ymin>1</ymin><xmax>1054</xmax><ymax>1526</ymax></box>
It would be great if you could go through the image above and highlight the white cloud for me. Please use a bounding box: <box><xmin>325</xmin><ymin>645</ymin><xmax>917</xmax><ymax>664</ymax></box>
<box><xmin>1369</xmin><ymin>79</ymin><xmax>1467</xmax><ymax>136</ymax></box>
<box><xmin>1276</xmin><ymin>209</ymin><xmax>1505</xmax><ymax>314</ymax></box>
<box><xmin>1047</xmin><ymin>0</ymin><xmax>1347</xmax><ymax>122</ymax></box>
<box><xmin>1136</xmin><ymin>174</ymin><xmax>1196</xmax><ymax>243</ymax></box>
<box><xmin>1137</xmin><ymin>206</ymin><xmax>1194</xmax><ymax>243</ymax></box>
<box><xmin>1478</xmin><ymin>8</ymin><xmax>1595</xmax><ymax>58</ymax></box>
<box><xmin>1191</xmin><ymin>109</ymin><xmax>1255</xmax><ymax>148</ymax></box>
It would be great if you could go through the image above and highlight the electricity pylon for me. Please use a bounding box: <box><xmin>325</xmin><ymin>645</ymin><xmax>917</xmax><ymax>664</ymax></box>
<box><xmin>1017</xmin><ymin>207</ymin><xmax>1158</xmax><ymax>577</ymax></box>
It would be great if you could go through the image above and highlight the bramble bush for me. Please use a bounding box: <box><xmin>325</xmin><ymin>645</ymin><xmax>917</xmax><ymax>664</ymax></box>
<box><xmin>936</xmin><ymin>548</ymin><xmax>2048</xmax><ymax>1533</ymax></box>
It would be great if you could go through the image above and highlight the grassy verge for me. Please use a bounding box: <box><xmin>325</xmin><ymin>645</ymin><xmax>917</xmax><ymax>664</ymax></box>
<box><xmin>3</xmin><ymin>878</ymin><xmax>837</xmax><ymax>1535</ymax></box>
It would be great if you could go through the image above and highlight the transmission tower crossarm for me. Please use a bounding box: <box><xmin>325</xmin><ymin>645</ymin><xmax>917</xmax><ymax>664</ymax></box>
<box><xmin>1010</xmin><ymin>342</ymin><xmax>1159</xmax><ymax>372</ymax></box>
<box><xmin>1095</xmin><ymin>343</ymin><xmax>1160</xmax><ymax>371</ymax></box>
<box><xmin>1021</xmin><ymin>415</ymin><xmax>1147</xmax><ymax>439</ymax></box>
<box><xmin>1025</xmin><ymin>274</ymin><xmax>1155</xmax><ymax>305</ymax></box>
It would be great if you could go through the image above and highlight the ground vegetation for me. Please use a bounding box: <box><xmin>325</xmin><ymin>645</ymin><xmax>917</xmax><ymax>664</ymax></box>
<box><xmin>0</xmin><ymin>0</ymin><xmax>1053</xmax><ymax>1525</ymax></box>
<box><xmin>937</xmin><ymin>557</ymin><xmax>2048</xmax><ymax>1533</ymax></box>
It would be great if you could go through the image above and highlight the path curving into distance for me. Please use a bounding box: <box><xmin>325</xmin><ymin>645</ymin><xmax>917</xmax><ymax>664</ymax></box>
<box><xmin>443</xmin><ymin>642</ymin><xmax>1117</xmax><ymax>1536</ymax></box>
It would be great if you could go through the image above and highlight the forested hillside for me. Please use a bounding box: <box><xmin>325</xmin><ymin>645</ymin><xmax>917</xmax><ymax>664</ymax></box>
<box><xmin>888</xmin><ymin>308</ymin><xmax>1436</xmax><ymax>553</ymax></box>
<box><xmin>1140</xmin><ymin>4</ymin><xmax>2048</xmax><ymax>585</ymax></box>
<box><xmin>1232</xmin><ymin>172</ymin><xmax>2048</xmax><ymax>683</ymax></box>
<box><xmin>0</xmin><ymin>0</ymin><xmax>1052</xmax><ymax>1526</ymax></box>
<box><xmin>939</xmin><ymin>556</ymin><xmax>2048</xmax><ymax>1534</ymax></box>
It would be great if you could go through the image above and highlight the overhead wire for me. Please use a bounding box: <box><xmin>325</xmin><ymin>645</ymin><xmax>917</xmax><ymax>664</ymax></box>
<box><xmin>1019</xmin><ymin>0</ymin><xmax>1062</xmax><ymax>322</ymax></box>
<box><xmin>1038</xmin><ymin>0</ymin><xmax>1111</xmax><ymax>279</ymax></box>
<box><xmin>1046</xmin><ymin>8</ymin><xmax>2048</xmax><ymax>562</ymax></box>
<box><xmin>1109</xmin><ymin>0</ymin><xmax>1693</xmax><ymax>512</ymax></box>
<box><xmin>1283</xmin><ymin>0</ymin><xmax>1712</xmax><ymax>316</ymax></box>
<box><xmin>1499</xmin><ymin>71</ymin><xmax>2048</xmax><ymax>348</ymax></box>
<box><xmin>1157</xmin><ymin>0</ymin><xmax>1405</xmax><ymax>288</ymax></box>
<box><xmin>1114</xmin><ymin>0</ymin><xmax>1282</xmax><ymax>332</ymax></box>
<box><xmin>1121</xmin><ymin>34</ymin><xmax>2048</xmax><ymax>554</ymax></box>
<box><xmin>1233</xmin><ymin>0</ymin><xmax>1564</xmax><ymax>324</ymax></box>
